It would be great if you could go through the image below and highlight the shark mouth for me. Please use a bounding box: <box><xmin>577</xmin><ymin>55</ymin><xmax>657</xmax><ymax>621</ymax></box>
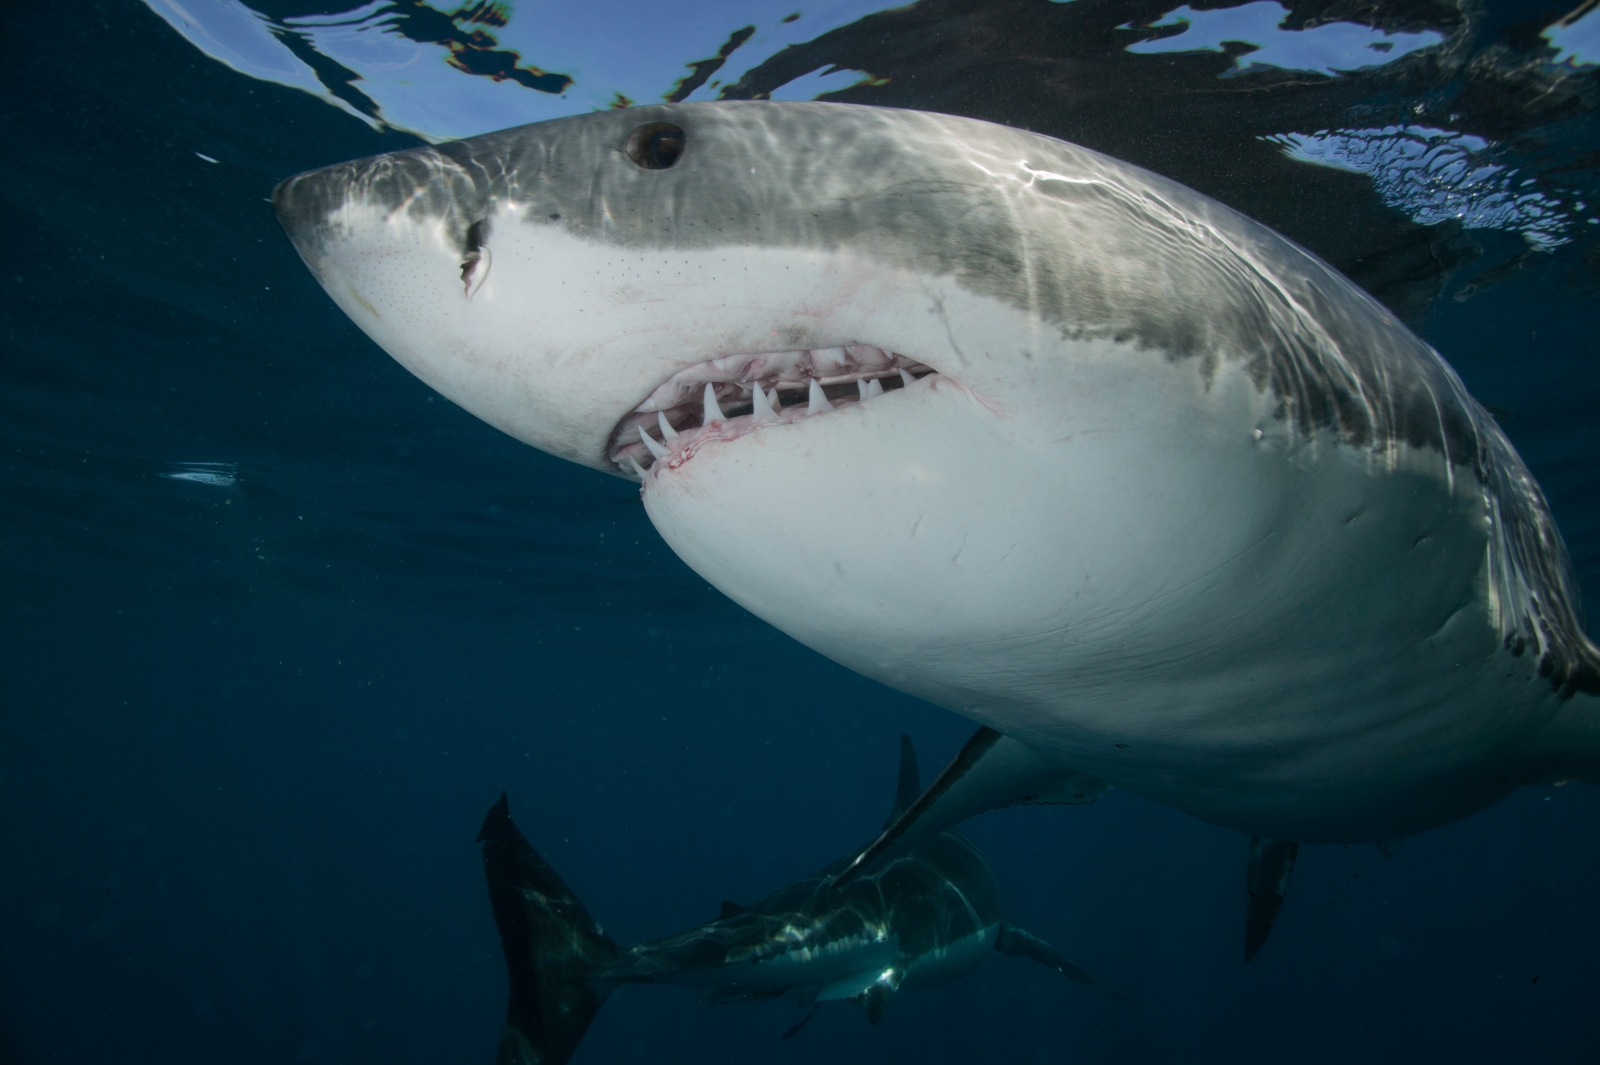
<box><xmin>607</xmin><ymin>345</ymin><xmax>937</xmax><ymax>478</ymax></box>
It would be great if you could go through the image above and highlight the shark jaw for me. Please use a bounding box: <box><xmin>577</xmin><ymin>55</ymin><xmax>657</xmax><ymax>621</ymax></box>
<box><xmin>606</xmin><ymin>344</ymin><xmax>936</xmax><ymax>476</ymax></box>
<box><xmin>275</xmin><ymin>101</ymin><xmax>1600</xmax><ymax>843</ymax></box>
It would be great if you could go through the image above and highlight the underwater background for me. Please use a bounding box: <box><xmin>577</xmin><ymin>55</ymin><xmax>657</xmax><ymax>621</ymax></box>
<box><xmin>2</xmin><ymin>0</ymin><xmax>1598</xmax><ymax>1061</ymax></box>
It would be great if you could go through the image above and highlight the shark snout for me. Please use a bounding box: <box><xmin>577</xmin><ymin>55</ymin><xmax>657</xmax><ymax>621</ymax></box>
<box><xmin>271</xmin><ymin>161</ymin><xmax>369</xmax><ymax>271</ymax></box>
<box><xmin>271</xmin><ymin>145</ymin><xmax>493</xmax><ymax>276</ymax></box>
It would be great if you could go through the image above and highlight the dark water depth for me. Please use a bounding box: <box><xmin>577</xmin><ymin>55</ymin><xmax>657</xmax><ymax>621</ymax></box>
<box><xmin>2</xmin><ymin>2</ymin><xmax>1598</xmax><ymax>1063</ymax></box>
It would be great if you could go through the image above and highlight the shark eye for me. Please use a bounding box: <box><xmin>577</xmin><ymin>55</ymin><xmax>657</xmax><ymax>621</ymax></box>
<box><xmin>626</xmin><ymin>123</ymin><xmax>685</xmax><ymax>170</ymax></box>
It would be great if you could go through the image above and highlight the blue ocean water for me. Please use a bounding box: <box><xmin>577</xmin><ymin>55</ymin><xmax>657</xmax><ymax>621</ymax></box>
<box><xmin>2</xmin><ymin>1</ymin><xmax>1598</xmax><ymax>1062</ymax></box>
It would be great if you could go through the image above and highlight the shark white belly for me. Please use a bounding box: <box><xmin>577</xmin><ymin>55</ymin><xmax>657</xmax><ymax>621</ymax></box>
<box><xmin>274</xmin><ymin>101</ymin><xmax>1600</xmax><ymax>844</ymax></box>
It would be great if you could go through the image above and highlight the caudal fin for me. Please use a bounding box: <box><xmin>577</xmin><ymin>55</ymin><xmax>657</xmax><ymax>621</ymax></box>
<box><xmin>478</xmin><ymin>793</ymin><xmax>619</xmax><ymax>1065</ymax></box>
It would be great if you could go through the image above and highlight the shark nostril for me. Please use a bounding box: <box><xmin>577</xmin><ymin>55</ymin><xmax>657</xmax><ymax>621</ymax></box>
<box><xmin>626</xmin><ymin>123</ymin><xmax>686</xmax><ymax>170</ymax></box>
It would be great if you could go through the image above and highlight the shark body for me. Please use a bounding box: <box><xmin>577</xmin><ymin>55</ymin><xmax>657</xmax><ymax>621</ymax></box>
<box><xmin>274</xmin><ymin>101</ymin><xmax>1600</xmax><ymax>852</ymax></box>
<box><xmin>478</xmin><ymin>737</ymin><xmax>1110</xmax><ymax>1064</ymax></box>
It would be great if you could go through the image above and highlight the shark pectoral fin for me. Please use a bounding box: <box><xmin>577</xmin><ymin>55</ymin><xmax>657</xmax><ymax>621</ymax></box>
<box><xmin>853</xmin><ymin>968</ymin><xmax>903</xmax><ymax>1024</ymax></box>
<box><xmin>995</xmin><ymin>923</ymin><xmax>1121</xmax><ymax>997</ymax></box>
<box><xmin>1244</xmin><ymin>835</ymin><xmax>1299</xmax><ymax>962</ymax></box>
<box><xmin>858</xmin><ymin>983</ymin><xmax>893</xmax><ymax>1025</ymax></box>
<box><xmin>1513</xmin><ymin>689</ymin><xmax>1600</xmax><ymax>785</ymax></box>
<box><xmin>478</xmin><ymin>793</ymin><xmax>620</xmax><ymax>1065</ymax></box>
<box><xmin>834</xmin><ymin>727</ymin><xmax>1107</xmax><ymax>888</ymax></box>
<box><xmin>780</xmin><ymin>1002</ymin><xmax>821</xmax><ymax>1040</ymax></box>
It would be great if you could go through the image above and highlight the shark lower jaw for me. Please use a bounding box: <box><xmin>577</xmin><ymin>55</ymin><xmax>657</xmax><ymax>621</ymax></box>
<box><xmin>606</xmin><ymin>345</ymin><xmax>938</xmax><ymax>477</ymax></box>
<box><xmin>635</xmin><ymin>374</ymin><xmax>1068</xmax><ymax>696</ymax></box>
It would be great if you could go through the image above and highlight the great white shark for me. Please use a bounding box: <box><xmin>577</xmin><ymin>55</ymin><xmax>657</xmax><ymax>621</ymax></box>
<box><xmin>478</xmin><ymin>736</ymin><xmax>1112</xmax><ymax>1065</ymax></box>
<box><xmin>274</xmin><ymin>102</ymin><xmax>1600</xmax><ymax>953</ymax></box>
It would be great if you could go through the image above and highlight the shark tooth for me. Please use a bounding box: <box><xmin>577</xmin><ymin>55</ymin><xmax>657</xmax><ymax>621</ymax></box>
<box><xmin>637</xmin><ymin>425</ymin><xmax>668</xmax><ymax>459</ymax></box>
<box><xmin>808</xmin><ymin>379</ymin><xmax>833</xmax><ymax>416</ymax></box>
<box><xmin>752</xmin><ymin>382</ymin><xmax>778</xmax><ymax>424</ymax></box>
<box><xmin>703</xmin><ymin>382</ymin><xmax>725</xmax><ymax>424</ymax></box>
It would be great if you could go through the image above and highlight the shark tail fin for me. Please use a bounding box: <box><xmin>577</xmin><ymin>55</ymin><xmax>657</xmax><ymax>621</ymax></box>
<box><xmin>478</xmin><ymin>793</ymin><xmax>620</xmax><ymax>1065</ymax></box>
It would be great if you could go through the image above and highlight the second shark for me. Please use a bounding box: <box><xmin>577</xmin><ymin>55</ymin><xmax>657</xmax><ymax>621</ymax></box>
<box><xmin>478</xmin><ymin>735</ymin><xmax>1116</xmax><ymax>1065</ymax></box>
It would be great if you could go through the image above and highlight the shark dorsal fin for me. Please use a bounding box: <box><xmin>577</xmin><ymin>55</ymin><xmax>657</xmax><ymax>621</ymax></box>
<box><xmin>718</xmin><ymin>900</ymin><xmax>745</xmax><ymax>920</ymax></box>
<box><xmin>889</xmin><ymin>734</ymin><xmax>921</xmax><ymax>824</ymax></box>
